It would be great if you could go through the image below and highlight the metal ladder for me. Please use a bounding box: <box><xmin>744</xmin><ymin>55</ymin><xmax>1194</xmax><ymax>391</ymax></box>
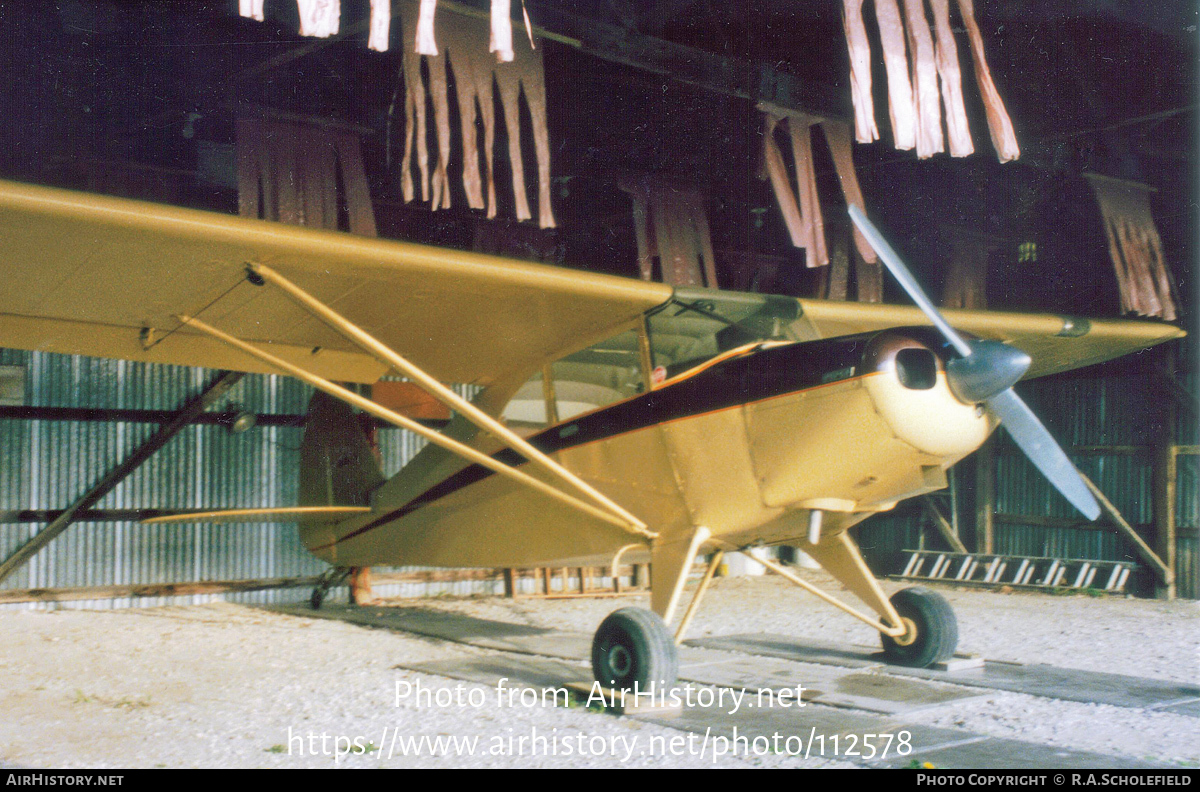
<box><xmin>895</xmin><ymin>550</ymin><xmax>1135</xmax><ymax>593</ymax></box>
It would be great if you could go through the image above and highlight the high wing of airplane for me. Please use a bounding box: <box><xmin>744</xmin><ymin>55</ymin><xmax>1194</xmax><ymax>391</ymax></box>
<box><xmin>0</xmin><ymin>180</ymin><xmax>1184</xmax><ymax>689</ymax></box>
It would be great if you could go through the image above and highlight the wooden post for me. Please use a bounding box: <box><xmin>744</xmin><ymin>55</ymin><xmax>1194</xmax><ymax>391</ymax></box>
<box><xmin>541</xmin><ymin>567</ymin><xmax>552</xmax><ymax>595</ymax></box>
<box><xmin>1152</xmin><ymin>346</ymin><xmax>1179</xmax><ymax>599</ymax></box>
<box><xmin>349</xmin><ymin>567</ymin><xmax>375</xmax><ymax>605</ymax></box>
<box><xmin>921</xmin><ymin>496</ymin><xmax>969</xmax><ymax>553</ymax></box>
<box><xmin>0</xmin><ymin>371</ymin><xmax>244</xmax><ymax>586</ymax></box>
<box><xmin>503</xmin><ymin>568</ymin><xmax>517</xmax><ymax>598</ymax></box>
<box><xmin>974</xmin><ymin>437</ymin><xmax>996</xmax><ymax>554</ymax></box>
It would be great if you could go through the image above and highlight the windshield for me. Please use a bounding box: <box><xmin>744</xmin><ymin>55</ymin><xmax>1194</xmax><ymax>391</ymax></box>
<box><xmin>647</xmin><ymin>288</ymin><xmax>799</xmax><ymax>379</ymax></box>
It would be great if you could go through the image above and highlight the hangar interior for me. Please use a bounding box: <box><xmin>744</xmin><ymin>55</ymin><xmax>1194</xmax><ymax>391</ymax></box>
<box><xmin>0</xmin><ymin>0</ymin><xmax>1195</xmax><ymax>608</ymax></box>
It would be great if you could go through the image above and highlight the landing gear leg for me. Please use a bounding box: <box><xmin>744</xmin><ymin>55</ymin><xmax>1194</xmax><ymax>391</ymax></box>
<box><xmin>310</xmin><ymin>567</ymin><xmax>351</xmax><ymax>610</ymax></box>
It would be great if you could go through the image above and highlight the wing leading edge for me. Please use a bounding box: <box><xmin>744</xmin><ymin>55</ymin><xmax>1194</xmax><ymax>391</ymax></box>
<box><xmin>0</xmin><ymin>180</ymin><xmax>1180</xmax><ymax>389</ymax></box>
<box><xmin>795</xmin><ymin>298</ymin><xmax>1184</xmax><ymax>380</ymax></box>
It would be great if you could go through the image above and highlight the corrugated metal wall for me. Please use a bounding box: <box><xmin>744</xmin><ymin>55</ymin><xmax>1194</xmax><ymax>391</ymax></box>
<box><xmin>3</xmin><ymin>337</ymin><xmax>1196</xmax><ymax>609</ymax></box>
<box><xmin>0</xmin><ymin>349</ymin><xmax>506</xmax><ymax>610</ymax></box>
<box><xmin>857</xmin><ymin>341</ymin><xmax>1198</xmax><ymax>600</ymax></box>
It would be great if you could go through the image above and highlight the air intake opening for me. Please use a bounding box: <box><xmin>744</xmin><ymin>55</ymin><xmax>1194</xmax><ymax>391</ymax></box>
<box><xmin>895</xmin><ymin>348</ymin><xmax>937</xmax><ymax>390</ymax></box>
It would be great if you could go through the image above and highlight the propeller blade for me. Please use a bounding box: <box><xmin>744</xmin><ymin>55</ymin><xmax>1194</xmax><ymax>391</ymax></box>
<box><xmin>986</xmin><ymin>390</ymin><xmax>1101</xmax><ymax>520</ymax></box>
<box><xmin>848</xmin><ymin>205</ymin><xmax>972</xmax><ymax>357</ymax></box>
<box><xmin>848</xmin><ymin>204</ymin><xmax>1101</xmax><ymax>521</ymax></box>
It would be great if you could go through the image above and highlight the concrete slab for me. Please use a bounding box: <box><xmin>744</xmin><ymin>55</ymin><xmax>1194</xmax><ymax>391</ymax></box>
<box><xmin>1157</xmin><ymin>698</ymin><xmax>1200</xmax><ymax>717</ymax></box>
<box><xmin>396</xmin><ymin>653</ymin><xmax>1162</xmax><ymax>768</ymax></box>
<box><xmin>679</xmin><ymin>656</ymin><xmax>986</xmax><ymax>715</ymax></box>
<box><xmin>289</xmin><ymin>606</ymin><xmax>986</xmax><ymax>717</ymax></box>
<box><xmin>276</xmin><ymin>604</ymin><xmax>590</xmax><ymax>659</ymax></box>
<box><xmin>402</xmin><ymin>655</ymin><xmax>588</xmax><ymax>691</ymax></box>
<box><xmin>892</xmin><ymin>660</ymin><xmax>1200</xmax><ymax>712</ymax></box>
<box><xmin>687</xmin><ymin>633</ymin><xmax>883</xmax><ymax>668</ymax></box>
<box><xmin>870</xmin><ymin>735</ymin><xmax>1171</xmax><ymax>770</ymax></box>
<box><xmin>690</xmin><ymin>633</ymin><xmax>1200</xmax><ymax>714</ymax></box>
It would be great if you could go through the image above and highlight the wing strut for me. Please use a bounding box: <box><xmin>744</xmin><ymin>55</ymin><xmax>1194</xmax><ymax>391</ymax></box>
<box><xmin>177</xmin><ymin>307</ymin><xmax>654</xmax><ymax>540</ymax></box>
<box><xmin>244</xmin><ymin>263</ymin><xmax>652</xmax><ymax>538</ymax></box>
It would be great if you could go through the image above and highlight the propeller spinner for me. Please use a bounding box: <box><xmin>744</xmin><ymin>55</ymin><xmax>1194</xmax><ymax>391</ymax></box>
<box><xmin>848</xmin><ymin>206</ymin><xmax>1101</xmax><ymax>521</ymax></box>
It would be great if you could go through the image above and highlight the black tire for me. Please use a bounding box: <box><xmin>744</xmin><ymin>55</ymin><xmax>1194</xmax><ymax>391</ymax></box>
<box><xmin>591</xmin><ymin>607</ymin><xmax>678</xmax><ymax>691</ymax></box>
<box><xmin>880</xmin><ymin>586</ymin><xmax>958</xmax><ymax>668</ymax></box>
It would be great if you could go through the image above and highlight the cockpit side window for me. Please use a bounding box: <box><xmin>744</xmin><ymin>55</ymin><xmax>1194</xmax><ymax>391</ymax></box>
<box><xmin>646</xmin><ymin>289</ymin><xmax>798</xmax><ymax>379</ymax></box>
<box><xmin>500</xmin><ymin>329</ymin><xmax>647</xmax><ymax>430</ymax></box>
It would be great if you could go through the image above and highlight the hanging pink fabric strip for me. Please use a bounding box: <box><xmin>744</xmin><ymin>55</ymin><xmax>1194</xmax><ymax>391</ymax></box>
<box><xmin>239</xmin><ymin>0</ymin><xmax>264</xmax><ymax>22</ymax></box>
<box><xmin>520</xmin><ymin>0</ymin><xmax>536</xmax><ymax>49</ymax></box>
<box><xmin>296</xmin><ymin>0</ymin><xmax>340</xmax><ymax>38</ymax></box>
<box><xmin>491</xmin><ymin>0</ymin><xmax>514</xmax><ymax>62</ymax></box>
<box><xmin>368</xmin><ymin>0</ymin><xmax>392</xmax><ymax>52</ymax></box>
<box><xmin>416</xmin><ymin>0</ymin><xmax>439</xmax><ymax>55</ymax></box>
<box><xmin>761</xmin><ymin>114</ymin><xmax>807</xmax><ymax>248</ymax></box>
<box><xmin>874</xmin><ymin>0</ymin><xmax>916</xmax><ymax>151</ymax></box>
<box><xmin>841</xmin><ymin>0</ymin><xmax>879</xmax><ymax>144</ymax></box>
<box><xmin>334</xmin><ymin>132</ymin><xmax>379</xmax><ymax>236</ymax></box>
<box><xmin>930</xmin><ymin>0</ymin><xmax>973</xmax><ymax>156</ymax></box>
<box><xmin>494</xmin><ymin>63</ymin><xmax>532</xmax><ymax>222</ymax></box>
<box><xmin>787</xmin><ymin>116</ymin><xmax>828</xmax><ymax>268</ymax></box>
<box><xmin>398</xmin><ymin>2</ymin><xmax>430</xmax><ymax>202</ymax></box>
<box><xmin>901</xmin><ymin>0</ymin><xmax>944</xmax><ymax>159</ymax></box>
<box><xmin>444</xmin><ymin>26</ymin><xmax>486</xmax><ymax>210</ymax></box>
<box><xmin>1085</xmin><ymin>175</ymin><xmax>1176</xmax><ymax>320</ymax></box>
<box><xmin>518</xmin><ymin>42</ymin><xmax>556</xmax><ymax>228</ymax></box>
<box><xmin>394</xmin><ymin>0</ymin><xmax>553</xmax><ymax>225</ymax></box>
<box><xmin>820</xmin><ymin>120</ymin><xmax>878</xmax><ymax>264</ymax></box>
<box><xmin>462</xmin><ymin>41</ymin><xmax>499</xmax><ymax>218</ymax></box>
<box><xmin>956</xmin><ymin>0</ymin><xmax>1020</xmax><ymax>162</ymax></box>
<box><xmin>427</xmin><ymin>51</ymin><xmax>453</xmax><ymax>210</ymax></box>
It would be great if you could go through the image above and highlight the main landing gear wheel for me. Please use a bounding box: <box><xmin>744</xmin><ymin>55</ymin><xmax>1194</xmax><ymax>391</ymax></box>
<box><xmin>880</xmin><ymin>586</ymin><xmax>958</xmax><ymax>668</ymax></box>
<box><xmin>591</xmin><ymin>607</ymin><xmax>678</xmax><ymax>691</ymax></box>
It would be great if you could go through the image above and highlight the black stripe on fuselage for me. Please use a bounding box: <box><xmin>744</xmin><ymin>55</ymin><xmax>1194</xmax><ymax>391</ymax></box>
<box><xmin>328</xmin><ymin>329</ymin><xmax>941</xmax><ymax>548</ymax></box>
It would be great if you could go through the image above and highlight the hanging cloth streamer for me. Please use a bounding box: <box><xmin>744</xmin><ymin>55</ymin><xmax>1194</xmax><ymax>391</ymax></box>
<box><xmin>841</xmin><ymin>0</ymin><xmax>878</xmax><ymax>144</ymax></box>
<box><xmin>759</xmin><ymin>107</ymin><xmax>879</xmax><ymax>270</ymax></box>
<box><xmin>490</xmin><ymin>0</ymin><xmax>515</xmax><ymax>62</ymax></box>
<box><xmin>296</xmin><ymin>0</ymin><xmax>340</xmax><ymax>38</ymax></box>
<box><xmin>619</xmin><ymin>179</ymin><xmax>718</xmax><ymax>288</ymax></box>
<box><xmin>396</xmin><ymin>0</ymin><xmax>555</xmax><ymax>228</ymax></box>
<box><xmin>416</xmin><ymin>0</ymin><xmax>439</xmax><ymax>54</ymax></box>
<box><xmin>239</xmin><ymin>0</ymin><xmax>264</xmax><ymax>22</ymax></box>
<box><xmin>367</xmin><ymin>0</ymin><xmax>392</xmax><ymax>52</ymax></box>
<box><xmin>956</xmin><ymin>0</ymin><xmax>1019</xmax><ymax>162</ymax></box>
<box><xmin>873</xmin><ymin>0</ymin><xmax>917</xmax><ymax>152</ymax></box>
<box><xmin>930</xmin><ymin>0</ymin><xmax>973</xmax><ymax>157</ymax></box>
<box><xmin>1085</xmin><ymin>174</ymin><xmax>1177</xmax><ymax>321</ymax></box>
<box><xmin>901</xmin><ymin>0</ymin><xmax>944</xmax><ymax>158</ymax></box>
<box><xmin>840</xmin><ymin>0</ymin><xmax>1017</xmax><ymax>162</ymax></box>
<box><xmin>236</xmin><ymin>117</ymin><xmax>377</xmax><ymax>237</ymax></box>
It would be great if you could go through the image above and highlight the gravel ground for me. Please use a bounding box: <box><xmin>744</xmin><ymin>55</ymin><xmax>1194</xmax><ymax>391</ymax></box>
<box><xmin>0</xmin><ymin>572</ymin><xmax>1196</xmax><ymax>769</ymax></box>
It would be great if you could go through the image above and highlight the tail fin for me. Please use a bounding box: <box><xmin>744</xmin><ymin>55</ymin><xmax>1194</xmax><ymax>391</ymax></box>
<box><xmin>299</xmin><ymin>391</ymin><xmax>385</xmax><ymax>508</ymax></box>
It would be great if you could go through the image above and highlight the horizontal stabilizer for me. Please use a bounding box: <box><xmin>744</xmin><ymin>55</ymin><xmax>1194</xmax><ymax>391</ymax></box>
<box><xmin>141</xmin><ymin>506</ymin><xmax>370</xmax><ymax>525</ymax></box>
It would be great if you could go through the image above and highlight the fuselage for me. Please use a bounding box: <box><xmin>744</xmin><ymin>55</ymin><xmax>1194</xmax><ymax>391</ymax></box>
<box><xmin>300</xmin><ymin>326</ymin><xmax>995</xmax><ymax>569</ymax></box>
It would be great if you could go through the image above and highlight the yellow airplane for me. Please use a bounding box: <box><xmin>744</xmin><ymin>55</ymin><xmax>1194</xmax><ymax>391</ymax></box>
<box><xmin>0</xmin><ymin>180</ymin><xmax>1183</xmax><ymax>689</ymax></box>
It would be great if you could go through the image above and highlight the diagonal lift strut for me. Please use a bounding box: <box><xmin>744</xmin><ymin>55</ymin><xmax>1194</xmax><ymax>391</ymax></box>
<box><xmin>0</xmin><ymin>371</ymin><xmax>244</xmax><ymax>586</ymax></box>
<box><xmin>236</xmin><ymin>262</ymin><xmax>653</xmax><ymax>538</ymax></box>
